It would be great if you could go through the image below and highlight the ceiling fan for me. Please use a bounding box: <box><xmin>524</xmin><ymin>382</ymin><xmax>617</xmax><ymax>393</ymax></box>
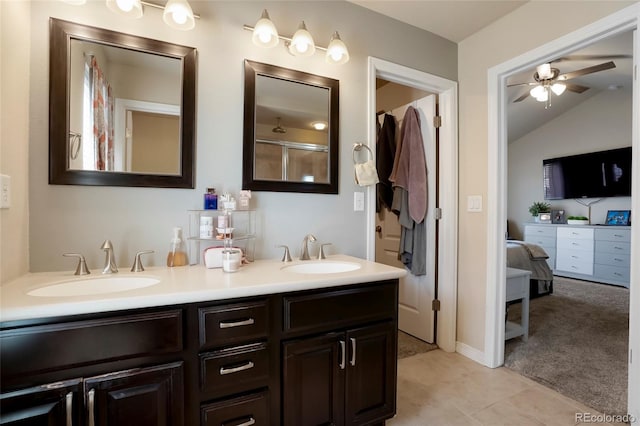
<box><xmin>509</xmin><ymin>60</ymin><xmax>616</xmax><ymax>107</ymax></box>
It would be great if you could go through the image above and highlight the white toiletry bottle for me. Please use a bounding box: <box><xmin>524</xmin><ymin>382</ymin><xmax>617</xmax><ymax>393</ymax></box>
<box><xmin>167</xmin><ymin>227</ymin><xmax>188</xmax><ymax>267</ymax></box>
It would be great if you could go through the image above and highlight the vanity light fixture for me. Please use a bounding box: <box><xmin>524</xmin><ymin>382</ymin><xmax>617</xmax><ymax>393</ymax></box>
<box><xmin>244</xmin><ymin>10</ymin><xmax>350</xmax><ymax>64</ymax></box>
<box><xmin>162</xmin><ymin>0</ymin><xmax>195</xmax><ymax>30</ymax></box>
<box><xmin>106</xmin><ymin>0</ymin><xmax>143</xmax><ymax>18</ymax></box>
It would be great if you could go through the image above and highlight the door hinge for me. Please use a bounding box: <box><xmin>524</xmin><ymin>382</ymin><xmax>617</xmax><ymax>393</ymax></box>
<box><xmin>432</xmin><ymin>299</ymin><xmax>441</xmax><ymax>311</ymax></box>
<box><xmin>433</xmin><ymin>115</ymin><xmax>442</xmax><ymax>128</ymax></box>
<box><xmin>434</xmin><ymin>208</ymin><xmax>443</xmax><ymax>220</ymax></box>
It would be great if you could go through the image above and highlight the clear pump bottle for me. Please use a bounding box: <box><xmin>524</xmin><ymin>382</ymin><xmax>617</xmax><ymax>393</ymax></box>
<box><xmin>167</xmin><ymin>227</ymin><xmax>188</xmax><ymax>267</ymax></box>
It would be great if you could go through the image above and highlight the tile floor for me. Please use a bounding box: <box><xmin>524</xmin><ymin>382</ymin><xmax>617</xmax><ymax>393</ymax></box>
<box><xmin>389</xmin><ymin>349</ymin><xmax>628</xmax><ymax>425</ymax></box>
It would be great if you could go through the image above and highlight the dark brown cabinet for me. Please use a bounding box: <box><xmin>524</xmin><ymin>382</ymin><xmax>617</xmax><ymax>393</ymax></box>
<box><xmin>282</xmin><ymin>322</ymin><xmax>396</xmax><ymax>426</ymax></box>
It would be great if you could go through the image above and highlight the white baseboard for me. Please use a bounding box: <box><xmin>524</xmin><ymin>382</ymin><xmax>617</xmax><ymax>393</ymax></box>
<box><xmin>455</xmin><ymin>341</ymin><xmax>487</xmax><ymax>366</ymax></box>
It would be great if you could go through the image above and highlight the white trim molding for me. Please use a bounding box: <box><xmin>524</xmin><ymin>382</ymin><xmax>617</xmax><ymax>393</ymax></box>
<box><xmin>367</xmin><ymin>57</ymin><xmax>459</xmax><ymax>353</ymax></box>
<box><xmin>486</xmin><ymin>4</ymin><xmax>640</xmax><ymax>417</ymax></box>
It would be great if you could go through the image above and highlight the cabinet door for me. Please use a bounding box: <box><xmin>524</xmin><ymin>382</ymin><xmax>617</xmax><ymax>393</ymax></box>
<box><xmin>345</xmin><ymin>322</ymin><xmax>396</xmax><ymax>425</ymax></box>
<box><xmin>0</xmin><ymin>379</ymin><xmax>81</xmax><ymax>426</ymax></box>
<box><xmin>282</xmin><ymin>333</ymin><xmax>345</xmax><ymax>426</ymax></box>
<box><xmin>84</xmin><ymin>361</ymin><xmax>183</xmax><ymax>426</ymax></box>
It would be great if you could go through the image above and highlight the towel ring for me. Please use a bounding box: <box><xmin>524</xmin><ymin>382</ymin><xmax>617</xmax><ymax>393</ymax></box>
<box><xmin>352</xmin><ymin>143</ymin><xmax>374</xmax><ymax>164</ymax></box>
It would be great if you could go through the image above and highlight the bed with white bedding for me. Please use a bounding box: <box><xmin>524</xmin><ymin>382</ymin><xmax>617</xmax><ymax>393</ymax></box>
<box><xmin>507</xmin><ymin>240</ymin><xmax>553</xmax><ymax>298</ymax></box>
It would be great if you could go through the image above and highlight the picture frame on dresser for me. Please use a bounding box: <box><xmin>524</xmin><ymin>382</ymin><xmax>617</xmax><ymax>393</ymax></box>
<box><xmin>551</xmin><ymin>209</ymin><xmax>566</xmax><ymax>224</ymax></box>
<box><xmin>605</xmin><ymin>210</ymin><xmax>631</xmax><ymax>226</ymax></box>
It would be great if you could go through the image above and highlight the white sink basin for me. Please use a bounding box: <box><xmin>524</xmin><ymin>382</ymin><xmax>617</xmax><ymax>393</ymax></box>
<box><xmin>28</xmin><ymin>276</ymin><xmax>161</xmax><ymax>297</ymax></box>
<box><xmin>282</xmin><ymin>261</ymin><xmax>361</xmax><ymax>274</ymax></box>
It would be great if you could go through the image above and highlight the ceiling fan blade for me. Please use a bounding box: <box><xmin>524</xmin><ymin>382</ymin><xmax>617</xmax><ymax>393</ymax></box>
<box><xmin>553</xmin><ymin>54</ymin><xmax>631</xmax><ymax>63</ymax></box>
<box><xmin>564</xmin><ymin>83</ymin><xmax>590</xmax><ymax>94</ymax></box>
<box><xmin>557</xmin><ymin>61</ymin><xmax>616</xmax><ymax>81</ymax></box>
<box><xmin>507</xmin><ymin>81</ymin><xmax>537</xmax><ymax>87</ymax></box>
<box><xmin>513</xmin><ymin>92</ymin><xmax>530</xmax><ymax>103</ymax></box>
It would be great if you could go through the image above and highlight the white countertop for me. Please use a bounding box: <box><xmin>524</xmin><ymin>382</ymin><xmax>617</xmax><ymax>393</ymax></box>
<box><xmin>0</xmin><ymin>255</ymin><xmax>406</xmax><ymax>323</ymax></box>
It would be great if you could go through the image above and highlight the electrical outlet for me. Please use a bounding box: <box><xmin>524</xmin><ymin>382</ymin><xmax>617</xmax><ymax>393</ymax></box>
<box><xmin>0</xmin><ymin>175</ymin><xmax>10</xmax><ymax>209</ymax></box>
<box><xmin>354</xmin><ymin>192</ymin><xmax>364</xmax><ymax>211</ymax></box>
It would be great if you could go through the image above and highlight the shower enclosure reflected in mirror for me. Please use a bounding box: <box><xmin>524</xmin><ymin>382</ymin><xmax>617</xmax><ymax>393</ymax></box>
<box><xmin>243</xmin><ymin>60</ymin><xmax>339</xmax><ymax>194</ymax></box>
<box><xmin>49</xmin><ymin>18</ymin><xmax>197</xmax><ymax>188</ymax></box>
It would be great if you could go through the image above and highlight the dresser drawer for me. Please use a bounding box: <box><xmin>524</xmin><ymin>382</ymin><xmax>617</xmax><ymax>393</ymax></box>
<box><xmin>200</xmin><ymin>342</ymin><xmax>269</xmax><ymax>395</ymax></box>
<box><xmin>557</xmin><ymin>249</ymin><xmax>593</xmax><ymax>264</ymax></box>
<box><xmin>595</xmin><ymin>251</ymin><xmax>630</xmax><ymax>268</ymax></box>
<box><xmin>525</xmin><ymin>225</ymin><xmax>556</xmax><ymax>238</ymax></box>
<box><xmin>557</xmin><ymin>238</ymin><xmax>594</xmax><ymax>252</ymax></box>
<box><xmin>283</xmin><ymin>282</ymin><xmax>397</xmax><ymax>335</ymax></box>
<box><xmin>199</xmin><ymin>300</ymin><xmax>268</xmax><ymax>350</ymax></box>
<box><xmin>524</xmin><ymin>235</ymin><xmax>555</xmax><ymax>249</ymax></box>
<box><xmin>594</xmin><ymin>264</ymin><xmax>630</xmax><ymax>283</ymax></box>
<box><xmin>595</xmin><ymin>240</ymin><xmax>631</xmax><ymax>256</ymax></box>
<box><xmin>557</xmin><ymin>226</ymin><xmax>594</xmax><ymax>240</ymax></box>
<box><xmin>201</xmin><ymin>391</ymin><xmax>269</xmax><ymax>426</ymax></box>
<box><xmin>556</xmin><ymin>257</ymin><xmax>593</xmax><ymax>275</ymax></box>
<box><xmin>595</xmin><ymin>228</ymin><xmax>631</xmax><ymax>243</ymax></box>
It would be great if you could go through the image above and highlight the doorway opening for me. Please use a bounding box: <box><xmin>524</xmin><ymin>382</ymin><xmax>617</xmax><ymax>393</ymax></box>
<box><xmin>366</xmin><ymin>57</ymin><xmax>458</xmax><ymax>352</ymax></box>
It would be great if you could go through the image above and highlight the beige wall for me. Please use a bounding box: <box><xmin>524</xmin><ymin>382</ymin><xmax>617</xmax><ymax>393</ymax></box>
<box><xmin>1</xmin><ymin>1</ymin><xmax>30</xmax><ymax>283</ymax></box>
<box><xmin>13</xmin><ymin>1</ymin><xmax>456</xmax><ymax>272</ymax></box>
<box><xmin>457</xmin><ymin>1</ymin><xmax>633</xmax><ymax>352</ymax></box>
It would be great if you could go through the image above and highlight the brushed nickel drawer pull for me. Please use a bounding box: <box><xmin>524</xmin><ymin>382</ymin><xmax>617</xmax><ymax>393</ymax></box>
<box><xmin>220</xmin><ymin>361</ymin><xmax>254</xmax><ymax>375</ymax></box>
<box><xmin>339</xmin><ymin>340</ymin><xmax>346</xmax><ymax>369</ymax></box>
<box><xmin>219</xmin><ymin>318</ymin><xmax>255</xmax><ymax>329</ymax></box>
<box><xmin>350</xmin><ymin>338</ymin><xmax>356</xmax><ymax>366</ymax></box>
<box><xmin>65</xmin><ymin>392</ymin><xmax>73</xmax><ymax>426</ymax></box>
<box><xmin>236</xmin><ymin>417</ymin><xmax>256</xmax><ymax>426</ymax></box>
<box><xmin>87</xmin><ymin>389</ymin><xmax>95</xmax><ymax>426</ymax></box>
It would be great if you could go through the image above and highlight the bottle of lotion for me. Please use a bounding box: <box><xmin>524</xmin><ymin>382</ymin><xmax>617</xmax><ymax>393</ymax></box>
<box><xmin>167</xmin><ymin>227</ymin><xmax>188</xmax><ymax>267</ymax></box>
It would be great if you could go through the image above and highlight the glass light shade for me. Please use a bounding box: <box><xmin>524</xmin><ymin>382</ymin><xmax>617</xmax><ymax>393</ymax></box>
<box><xmin>106</xmin><ymin>0</ymin><xmax>142</xmax><ymax>18</ymax></box>
<box><xmin>326</xmin><ymin>31</ymin><xmax>349</xmax><ymax>65</ymax></box>
<box><xmin>551</xmin><ymin>83</ymin><xmax>566</xmax><ymax>96</ymax></box>
<box><xmin>312</xmin><ymin>121</ymin><xmax>327</xmax><ymax>130</ymax></box>
<box><xmin>535</xmin><ymin>90</ymin><xmax>549</xmax><ymax>102</ymax></box>
<box><xmin>530</xmin><ymin>85</ymin><xmax>546</xmax><ymax>99</ymax></box>
<box><xmin>536</xmin><ymin>63</ymin><xmax>553</xmax><ymax>80</ymax></box>
<box><xmin>163</xmin><ymin>0</ymin><xmax>195</xmax><ymax>30</ymax></box>
<box><xmin>289</xmin><ymin>21</ymin><xmax>316</xmax><ymax>57</ymax></box>
<box><xmin>252</xmin><ymin>10</ymin><xmax>279</xmax><ymax>48</ymax></box>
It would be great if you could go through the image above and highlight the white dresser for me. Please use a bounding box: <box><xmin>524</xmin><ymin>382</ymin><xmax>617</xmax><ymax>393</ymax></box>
<box><xmin>523</xmin><ymin>224</ymin><xmax>631</xmax><ymax>288</ymax></box>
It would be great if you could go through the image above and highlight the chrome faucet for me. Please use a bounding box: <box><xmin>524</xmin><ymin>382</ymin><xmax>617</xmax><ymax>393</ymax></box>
<box><xmin>300</xmin><ymin>234</ymin><xmax>317</xmax><ymax>260</ymax></box>
<box><xmin>100</xmin><ymin>240</ymin><xmax>118</xmax><ymax>274</ymax></box>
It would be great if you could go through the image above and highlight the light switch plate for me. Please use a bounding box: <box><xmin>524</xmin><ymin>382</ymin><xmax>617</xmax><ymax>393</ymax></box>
<box><xmin>354</xmin><ymin>192</ymin><xmax>364</xmax><ymax>211</ymax></box>
<box><xmin>467</xmin><ymin>195</ymin><xmax>482</xmax><ymax>212</ymax></box>
<box><xmin>1</xmin><ymin>175</ymin><xmax>10</xmax><ymax>209</ymax></box>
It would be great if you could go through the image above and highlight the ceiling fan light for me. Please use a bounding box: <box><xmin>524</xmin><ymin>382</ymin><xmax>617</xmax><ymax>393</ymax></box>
<box><xmin>289</xmin><ymin>21</ymin><xmax>316</xmax><ymax>57</ymax></box>
<box><xmin>530</xmin><ymin>85</ymin><xmax>546</xmax><ymax>99</ymax></box>
<box><xmin>163</xmin><ymin>0</ymin><xmax>195</xmax><ymax>30</ymax></box>
<box><xmin>106</xmin><ymin>0</ymin><xmax>143</xmax><ymax>18</ymax></box>
<box><xmin>252</xmin><ymin>9</ymin><xmax>279</xmax><ymax>48</ymax></box>
<box><xmin>536</xmin><ymin>63</ymin><xmax>553</xmax><ymax>80</ymax></box>
<box><xmin>312</xmin><ymin>121</ymin><xmax>327</xmax><ymax>131</ymax></box>
<box><xmin>551</xmin><ymin>83</ymin><xmax>566</xmax><ymax>96</ymax></box>
<box><xmin>535</xmin><ymin>90</ymin><xmax>549</xmax><ymax>103</ymax></box>
<box><xmin>326</xmin><ymin>31</ymin><xmax>350</xmax><ymax>65</ymax></box>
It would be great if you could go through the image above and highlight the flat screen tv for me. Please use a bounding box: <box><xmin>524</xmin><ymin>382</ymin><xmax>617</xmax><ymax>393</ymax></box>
<box><xmin>543</xmin><ymin>147</ymin><xmax>632</xmax><ymax>200</ymax></box>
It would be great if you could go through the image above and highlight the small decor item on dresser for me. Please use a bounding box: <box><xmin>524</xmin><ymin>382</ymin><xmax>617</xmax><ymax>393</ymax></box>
<box><xmin>528</xmin><ymin>201</ymin><xmax>551</xmax><ymax>223</ymax></box>
<box><xmin>605</xmin><ymin>210</ymin><xmax>631</xmax><ymax>226</ymax></box>
<box><xmin>551</xmin><ymin>209</ymin><xmax>566</xmax><ymax>224</ymax></box>
<box><xmin>567</xmin><ymin>216</ymin><xmax>589</xmax><ymax>225</ymax></box>
<box><xmin>238</xmin><ymin>190</ymin><xmax>252</xmax><ymax>210</ymax></box>
<box><xmin>204</xmin><ymin>188</ymin><xmax>218</xmax><ymax>210</ymax></box>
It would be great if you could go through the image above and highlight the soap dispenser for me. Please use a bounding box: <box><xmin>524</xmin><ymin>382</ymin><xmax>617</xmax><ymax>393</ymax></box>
<box><xmin>167</xmin><ymin>227</ymin><xmax>188</xmax><ymax>267</ymax></box>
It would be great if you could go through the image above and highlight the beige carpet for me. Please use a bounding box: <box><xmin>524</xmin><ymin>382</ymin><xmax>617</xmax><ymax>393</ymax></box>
<box><xmin>504</xmin><ymin>277</ymin><xmax>629</xmax><ymax>416</ymax></box>
<box><xmin>398</xmin><ymin>330</ymin><xmax>438</xmax><ymax>359</ymax></box>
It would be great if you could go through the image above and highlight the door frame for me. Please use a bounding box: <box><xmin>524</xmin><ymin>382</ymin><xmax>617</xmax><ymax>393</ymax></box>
<box><xmin>366</xmin><ymin>57</ymin><xmax>459</xmax><ymax>352</ymax></box>
<box><xmin>485</xmin><ymin>4</ymin><xmax>640</xmax><ymax>418</ymax></box>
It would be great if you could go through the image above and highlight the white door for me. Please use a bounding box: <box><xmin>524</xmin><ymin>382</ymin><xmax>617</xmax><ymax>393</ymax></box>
<box><xmin>375</xmin><ymin>94</ymin><xmax>437</xmax><ymax>343</ymax></box>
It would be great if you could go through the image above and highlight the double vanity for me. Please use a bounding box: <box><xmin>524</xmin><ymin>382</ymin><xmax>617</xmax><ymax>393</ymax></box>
<box><xmin>0</xmin><ymin>255</ymin><xmax>405</xmax><ymax>425</ymax></box>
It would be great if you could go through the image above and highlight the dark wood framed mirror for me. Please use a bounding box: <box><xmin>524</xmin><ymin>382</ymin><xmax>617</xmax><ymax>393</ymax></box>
<box><xmin>49</xmin><ymin>18</ymin><xmax>197</xmax><ymax>188</ymax></box>
<box><xmin>243</xmin><ymin>60</ymin><xmax>339</xmax><ymax>194</ymax></box>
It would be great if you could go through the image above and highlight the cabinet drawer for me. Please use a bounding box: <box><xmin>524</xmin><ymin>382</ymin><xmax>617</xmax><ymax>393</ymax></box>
<box><xmin>557</xmin><ymin>227</ymin><xmax>594</xmax><ymax>240</ymax></box>
<box><xmin>524</xmin><ymin>235</ymin><xmax>555</xmax><ymax>249</ymax></box>
<box><xmin>199</xmin><ymin>300</ymin><xmax>268</xmax><ymax>350</ymax></box>
<box><xmin>595</xmin><ymin>240</ymin><xmax>630</xmax><ymax>256</ymax></box>
<box><xmin>595</xmin><ymin>251</ymin><xmax>630</xmax><ymax>268</ymax></box>
<box><xmin>594</xmin><ymin>264</ymin><xmax>630</xmax><ymax>283</ymax></box>
<box><xmin>201</xmin><ymin>391</ymin><xmax>269</xmax><ymax>426</ymax></box>
<box><xmin>525</xmin><ymin>225</ymin><xmax>556</xmax><ymax>238</ymax></box>
<box><xmin>555</xmin><ymin>258</ymin><xmax>593</xmax><ymax>275</ymax></box>
<box><xmin>595</xmin><ymin>228</ymin><xmax>631</xmax><ymax>243</ymax></box>
<box><xmin>1</xmin><ymin>310</ymin><xmax>183</xmax><ymax>378</ymax></box>
<box><xmin>557</xmin><ymin>249</ymin><xmax>593</xmax><ymax>264</ymax></box>
<box><xmin>283</xmin><ymin>282</ymin><xmax>397</xmax><ymax>335</ymax></box>
<box><xmin>200</xmin><ymin>342</ymin><xmax>269</xmax><ymax>395</ymax></box>
<box><xmin>557</xmin><ymin>238</ymin><xmax>594</xmax><ymax>252</ymax></box>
